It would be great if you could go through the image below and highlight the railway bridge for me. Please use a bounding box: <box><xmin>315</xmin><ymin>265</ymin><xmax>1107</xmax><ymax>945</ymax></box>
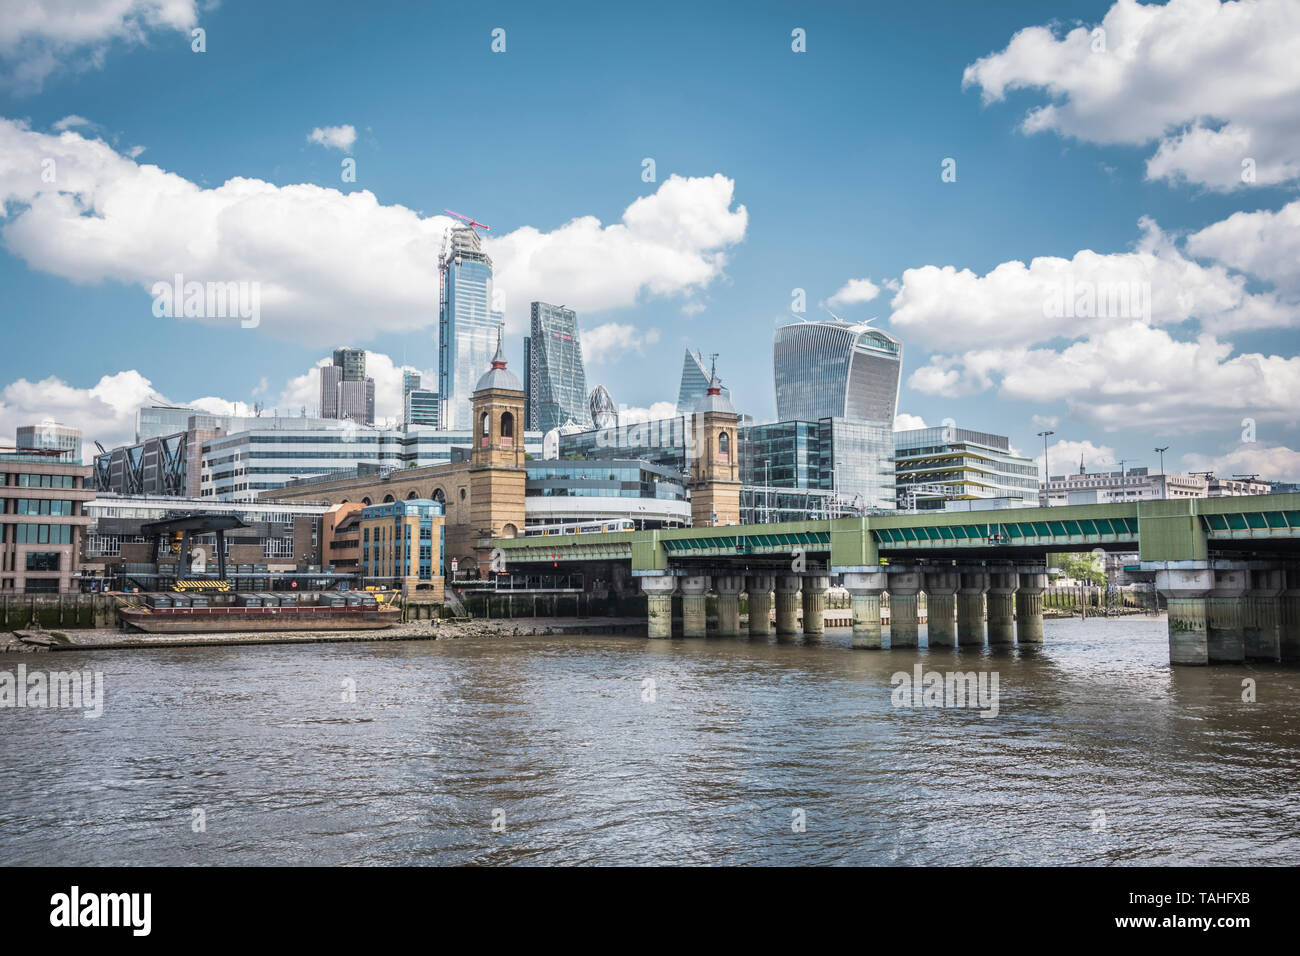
<box><xmin>493</xmin><ymin>494</ymin><xmax>1300</xmax><ymax>666</ymax></box>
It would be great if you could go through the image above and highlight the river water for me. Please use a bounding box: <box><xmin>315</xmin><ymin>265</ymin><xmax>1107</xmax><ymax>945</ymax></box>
<box><xmin>2</xmin><ymin>616</ymin><xmax>1298</xmax><ymax>866</ymax></box>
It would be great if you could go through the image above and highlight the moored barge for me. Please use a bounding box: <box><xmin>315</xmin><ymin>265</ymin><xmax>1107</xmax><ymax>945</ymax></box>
<box><xmin>118</xmin><ymin>591</ymin><xmax>400</xmax><ymax>633</ymax></box>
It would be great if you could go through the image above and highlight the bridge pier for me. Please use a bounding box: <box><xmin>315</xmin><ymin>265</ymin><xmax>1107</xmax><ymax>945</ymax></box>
<box><xmin>986</xmin><ymin>572</ymin><xmax>1017</xmax><ymax>645</ymax></box>
<box><xmin>640</xmin><ymin>575</ymin><xmax>677</xmax><ymax>639</ymax></box>
<box><xmin>924</xmin><ymin>571</ymin><xmax>959</xmax><ymax>647</ymax></box>
<box><xmin>1284</xmin><ymin>567</ymin><xmax>1300</xmax><ymax>663</ymax></box>
<box><xmin>680</xmin><ymin>575</ymin><xmax>710</xmax><ymax>638</ymax></box>
<box><xmin>746</xmin><ymin>575</ymin><xmax>774</xmax><ymax>637</ymax></box>
<box><xmin>1207</xmin><ymin>569</ymin><xmax>1247</xmax><ymax>663</ymax></box>
<box><xmin>1244</xmin><ymin>568</ymin><xmax>1283</xmax><ymax>662</ymax></box>
<box><xmin>714</xmin><ymin>575</ymin><xmax>744</xmax><ymax>637</ymax></box>
<box><xmin>801</xmin><ymin>575</ymin><xmax>829</xmax><ymax>637</ymax></box>
<box><xmin>886</xmin><ymin>569</ymin><xmax>923</xmax><ymax>648</ymax></box>
<box><xmin>774</xmin><ymin>576</ymin><xmax>801</xmax><ymax>636</ymax></box>
<box><xmin>957</xmin><ymin>572</ymin><xmax>987</xmax><ymax>647</ymax></box>
<box><xmin>1016</xmin><ymin>572</ymin><xmax>1046</xmax><ymax>644</ymax></box>
<box><xmin>843</xmin><ymin>571</ymin><xmax>886</xmax><ymax>649</ymax></box>
<box><xmin>1156</xmin><ymin>567</ymin><xmax>1212</xmax><ymax>665</ymax></box>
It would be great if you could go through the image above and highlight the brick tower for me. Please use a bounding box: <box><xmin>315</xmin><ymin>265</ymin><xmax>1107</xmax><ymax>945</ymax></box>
<box><xmin>470</xmin><ymin>330</ymin><xmax>527</xmax><ymax>575</ymax></box>
<box><xmin>688</xmin><ymin>361</ymin><xmax>741</xmax><ymax>527</ymax></box>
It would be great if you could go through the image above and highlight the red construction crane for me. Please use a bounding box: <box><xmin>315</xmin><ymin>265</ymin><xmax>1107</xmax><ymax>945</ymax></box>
<box><xmin>443</xmin><ymin>209</ymin><xmax>491</xmax><ymax>233</ymax></box>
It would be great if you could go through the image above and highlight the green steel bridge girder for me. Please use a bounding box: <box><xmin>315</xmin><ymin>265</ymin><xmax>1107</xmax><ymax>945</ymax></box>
<box><xmin>489</xmin><ymin>494</ymin><xmax>1300</xmax><ymax>570</ymax></box>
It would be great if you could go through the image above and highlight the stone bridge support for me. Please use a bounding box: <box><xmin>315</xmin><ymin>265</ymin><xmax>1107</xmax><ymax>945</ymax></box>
<box><xmin>746</xmin><ymin>575</ymin><xmax>774</xmax><ymax>637</ymax></box>
<box><xmin>801</xmin><ymin>575</ymin><xmax>829</xmax><ymax>637</ymax></box>
<box><xmin>1016</xmin><ymin>572</ymin><xmax>1046</xmax><ymax>644</ymax></box>
<box><xmin>986</xmin><ymin>571</ymin><xmax>1017</xmax><ymax>645</ymax></box>
<box><xmin>775</xmin><ymin>576</ymin><xmax>801</xmax><ymax>636</ymax></box>
<box><xmin>1207</xmin><ymin>569</ymin><xmax>1247</xmax><ymax>663</ymax></box>
<box><xmin>1156</xmin><ymin>567</ymin><xmax>1212</xmax><ymax>665</ymax></box>
<box><xmin>1284</xmin><ymin>567</ymin><xmax>1300</xmax><ymax>663</ymax></box>
<box><xmin>640</xmin><ymin>575</ymin><xmax>677</xmax><ymax>639</ymax></box>
<box><xmin>887</xmin><ymin>569</ymin><xmax>923</xmax><ymax>648</ymax></box>
<box><xmin>1244</xmin><ymin>568</ymin><xmax>1283</xmax><ymax>662</ymax></box>
<box><xmin>843</xmin><ymin>570</ymin><xmax>886</xmax><ymax>649</ymax></box>
<box><xmin>680</xmin><ymin>575</ymin><xmax>710</xmax><ymax>638</ymax></box>
<box><xmin>924</xmin><ymin>571</ymin><xmax>959</xmax><ymax>648</ymax></box>
<box><xmin>957</xmin><ymin>572</ymin><xmax>987</xmax><ymax>647</ymax></box>
<box><xmin>714</xmin><ymin>575</ymin><xmax>745</xmax><ymax>637</ymax></box>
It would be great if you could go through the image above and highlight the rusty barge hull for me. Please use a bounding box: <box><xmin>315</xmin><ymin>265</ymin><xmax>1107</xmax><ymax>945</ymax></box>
<box><xmin>119</xmin><ymin>607</ymin><xmax>401</xmax><ymax>633</ymax></box>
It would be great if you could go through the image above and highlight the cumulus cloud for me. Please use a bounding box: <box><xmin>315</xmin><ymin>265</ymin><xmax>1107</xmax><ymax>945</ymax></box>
<box><xmin>580</xmin><ymin>323</ymin><xmax>662</xmax><ymax>365</ymax></box>
<box><xmin>0</xmin><ymin>119</ymin><xmax>748</xmax><ymax>342</ymax></box>
<box><xmin>306</xmin><ymin>124</ymin><xmax>356</xmax><ymax>152</ymax></box>
<box><xmin>1186</xmin><ymin>199</ymin><xmax>1300</xmax><ymax>293</ymax></box>
<box><xmin>0</xmin><ymin>0</ymin><xmax>198</xmax><ymax>94</ymax></box>
<box><xmin>826</xmin><ymin>277</ymin><xmax>881</xmax><ymax>308</ymax></box>
<box><xmin>617</xmin><ymin>401</ymin><xmax>678</xmax><ymax>425</ymax></box>
<box><xmin>963</xmin><ymin>0</ymin><xmax>1300</xmax><ymax>190</ymax></box>
<box><xmin>888</xmin><ymin>215</ymin><xmax>1294</xmax><ymax>351</ymax></box>
<box><xmin>892</xmin><ymin>413</ymin><xmax>928</xmax><ymax>430</ymax></box>
<box><xmin>1039</xmin><ymin>438</ymin><xmax>1117</xmax><ymax>480</ymax></box>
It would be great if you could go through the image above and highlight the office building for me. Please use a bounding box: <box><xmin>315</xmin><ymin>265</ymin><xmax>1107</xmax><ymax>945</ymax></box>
<box><xmin>894</xmin><ymin>425</ymin><xmax>1039</xmax><ymax>511</ymax></box>
<box><xmin>1046</xmin><ymin>465</ymin><xmax>1207</xmax><ymax>505</ymax></box>
<box><xmin>524</xmin><ymin>459</ymin><xmax>689</xmax><ymax>530</ymax></box>
<box><xmin>676</xmin><ymin>349</ymin><xmax>730</xmax><ymax>415</ymax></box>
<box><xmin>773</xmin><ymin>318</ymin><xmax>902</xmax><ymax>424</ymax></box>
<box><xmin>438</xmin><ymin>226</ymin><xmax>499</xmax><ymax>430</ymax></box>
<box><xmin>525</xmin><ymin>302</ymin><xmax>592</xmax><ymax>432</ymax></box>
<box><xmin>320</xmin><ymin>348</ymin><xmax>375</xmax><ymax>424</ymax></box>
<box><xmin>16</xmin><ymin>422</ymin><xmax>81</xmax><ymax>463</ymax></box>
<box><xmin>1</xmin><ymin>454</ymin><xmax>94</xmax><ymax>593</ymax></box>
<box><xmin>402</xmin><ymin>371</ymin><xmax>440</xmax><ymax>428</ymax></box>
<box><xmin>589</xmin><ymin>385</ymin><xmax>618</xmax><ymax>430</ymax></box>
<box><xmin>359</xmin><ymin>499</ymin><xmax>445</xmax><ymax>596</ymax></box>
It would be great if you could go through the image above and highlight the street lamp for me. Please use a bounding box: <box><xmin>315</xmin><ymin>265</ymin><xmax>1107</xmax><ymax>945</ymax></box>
<box><xmin>1154</xmin><ymin>446</ymin><xmax>1170</xmax><ymax>499</ymax></box>
<box><xmin>1037</xmin><ymin>430</ymin><xmax>1055</xmax><ymax>507</ymax></box>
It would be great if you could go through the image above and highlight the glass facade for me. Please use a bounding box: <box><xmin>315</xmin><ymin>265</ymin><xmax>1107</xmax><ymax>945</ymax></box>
<box><xmin>526</xmin><ymin>302</ymin><xmax>592</xmax><ymax>432</ymax></box>
<box><xmin>526</xmin><ymin>460</ymin><xmax>686</xmax><ymax>500</ymax></box>
<box><xmin>773</xmin><ymin>320</ymin><xmax>902</xmax><ymax>423</ymax></box>
<box><xmin>676</xmin><ymin>349</ymin><xmax>730</xmax><ymax>414</ymax></box>
<box><xmin>739</xmin><ymin>417</ymin><xmax>896</xmax><ymax>514</ymax></box>
<box><xmin>438</xmin><ymin>227</ymin><xmax>499</xmax><ymax>430</ymax></box>
<box><xmin>894</xmin><ymin>426</ymin><xmax>1039</xmax><ymax>510</ymax></box>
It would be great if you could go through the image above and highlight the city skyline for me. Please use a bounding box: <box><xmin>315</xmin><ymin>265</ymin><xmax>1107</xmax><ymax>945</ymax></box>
<box><xmin>0</xmin><ymin>0</ymin><xmax>1297</xmax><ymax>488</ymax></box>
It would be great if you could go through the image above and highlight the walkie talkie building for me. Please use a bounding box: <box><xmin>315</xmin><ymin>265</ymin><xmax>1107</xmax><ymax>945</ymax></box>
<box><xmin>772</xmin><ymin>319</ymin><xmax>902</xmax><ymax>424</ymax></box>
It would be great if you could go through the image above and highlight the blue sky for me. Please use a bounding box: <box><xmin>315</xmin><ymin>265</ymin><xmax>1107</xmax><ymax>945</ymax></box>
<box><xmin>1</xmin><ymin>0</ymin><xmax>1297</xmax><ymax>480</ymax></box>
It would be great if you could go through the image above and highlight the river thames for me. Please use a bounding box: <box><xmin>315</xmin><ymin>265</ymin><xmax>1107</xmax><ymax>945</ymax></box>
<box><xmin>2</xmin><ymin>616</ymin><xmax>1297</xmax><ymax>866</ymax></box>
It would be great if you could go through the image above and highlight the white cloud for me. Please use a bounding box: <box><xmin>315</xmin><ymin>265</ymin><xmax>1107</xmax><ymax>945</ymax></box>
<box><xmin>826</xmin><ymin>277</ymin><xmax>881</xmax><ymax>308</ymax></box>
<box><xmin>963</xmin><ymin>0</ymin><xmax>1300</xmax><ymax>189</ymax></box>
<box><xmin>907</xmin><ymin>321</ymin><xmax>1300</xmax><ymax>434</ymax></box>
<box><xmin>1186</xmin><ymin>199</ymin><xmax>1300</xmax><ymax>293</ymax></box>
<box><xmin>1039</xmin><ymin>438</ymin><xmax>1117</xmax><ymax>479</ymax></box>
<box><xmin>306</xmin><ymin>124</ymin><xmax>356</xmax><ymax>152</ymax></box>
<box><xmin>1180</xmin><ymin>443</ymin><xmax>1300</xmax><ymax>483</ymax></box>
<box><xmin>0</xmin><ymin>0</ymin><xmax>198</xmax><ymax>94</ymax></box>
<box><xmin>888</xmin><ymin>215</ymin><xmax>1294</xmax><ymax>351</ymax></box>
<box><xmin>51</xmin><ymin>114</ymin><xmax>90</xmax><ymax>131</ymax></box>
<box><xmin>617</xmin><ymin>401</ymin><xmax>678</xmax><ymax>425</ymax></box>
<box><xmin>581</xmin><ymin>323</ymin><xmax>662</xmax><ymax>365</ymax></box>
<box><xmin>277</xmin><ymin>351</ymin><xmax>433</xmax><ymax>426</ymax></box>
<box><xmin>893</xmin><ymin>413</ymin><xmax>928</xmax><ymax>430</ymax></box>
<box><xmin>0</xmin><ymin>119</ymin><xmax>748</xmax><ymax>342</ymax></box>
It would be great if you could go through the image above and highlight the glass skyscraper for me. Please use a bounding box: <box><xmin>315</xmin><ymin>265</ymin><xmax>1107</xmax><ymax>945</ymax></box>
<box><xmin>773</xmin><ymin>319</ymin><xmax>902</xmax><ymax>424</ymax></box>
<box><xmin>525</xmin><ymin>302</ymin><xmax>592</xmax><ymax>432</ymax></box>
<box><xmin>676</xmin><ymin>349</ymin><xmax>730</xmax><ymax>415</ymax></box>
<box><xmin>438</xmin><ymin>227</ymin><xmax>499</xmax><ymax>430</ymax></box>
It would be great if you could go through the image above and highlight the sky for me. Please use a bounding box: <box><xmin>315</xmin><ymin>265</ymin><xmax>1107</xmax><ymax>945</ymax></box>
<box><xmin>0</xmin><ymin>0</ymin><xmax>1297</xmax><ymax>482</ymax></box>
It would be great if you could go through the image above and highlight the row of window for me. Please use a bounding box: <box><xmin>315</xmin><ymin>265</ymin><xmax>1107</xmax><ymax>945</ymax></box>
<box><xmin>10</xmin><ymin>499</ymin><xmax>77</xmax><ymax>515</ymax></box>
<box><xmin>11</xmin><ymin>524</ymin><xmax>75</xmax><ymax>544</ymax></box>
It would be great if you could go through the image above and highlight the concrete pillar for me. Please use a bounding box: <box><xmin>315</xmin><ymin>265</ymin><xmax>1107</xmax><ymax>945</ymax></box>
<box><xmin>957</xmin><ymin>572</ymin><xmax>987</xmax><ymax>647</ymax></box>
<box><xmin>986</xmin><ymin>572</ymin><xmax>1017</xmax><ymax>645</ymax></box>
<box><xmin>714</xmin><ymin>575</ymin><xmax>744</xmax><ymax>637</ymax></box>
<box><xmin>640</xmin><ymin>575</ymin><xmax>677</xmax><ymax>639</ymax></box>
<box><xmin>1244</xmin><ymin>568</ymin><xmax>1283</xmax><ymax>662</ymax></box>
<box><xmin>923</xmin><ymin>571</ymin><xmax>959</xmax><ymax>648</ymax></box>
<box><xmin>886</xmin><ymin>569</ymin><xmax>923</xmax><ymax>648</ymax></box>
<box><xmin>680</xmin><ymin>575</ymin><xmax>710</xmax><ymax>638</ymax></box>
<box><xmin>746</xmin><ymin>575</ymin><xmax>774</xmax><ymax>637</ymax></box>
<box><xmin>1156</xmin><ymin>567</ymin><xmax>1212</xmax><ymax>666</ymax></box>
<box><xmin>843</xmin><ymin>570</ymin><xmax>886</xmax><ymax>649</ymax></box>
<box><xmin>801</xmin><ymin>575</ymin><xmax>829</xmax><ymax>636</ymax></box>
<box><xmin>1282</xmin><ymin>567</ymin><xmax>1300</xmax><ymax>663</ymax></box>
<box><xmin>1016</xmin><ymin>572</ymin><xmax>1046</xmax><ymax>644</ymax></box>
<box><xmin>1207</xmin><ymin>568</ymin><xmax>1247</xmax><ymax>663</ymax></box>
<box><xmin>774</xmin><ymin>576</ymin><xmax>801</xmax><ymax>636</ymax></box>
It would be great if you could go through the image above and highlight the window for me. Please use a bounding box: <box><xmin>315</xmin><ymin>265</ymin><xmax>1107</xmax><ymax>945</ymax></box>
<box><xmin>26</xmin><ymin>552</ymin><xmax>61</xmax><ymax>572</ymax></box>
